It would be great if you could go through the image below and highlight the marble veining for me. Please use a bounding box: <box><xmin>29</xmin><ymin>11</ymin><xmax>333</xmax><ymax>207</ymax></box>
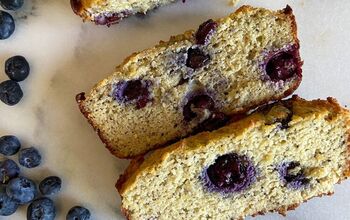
<box><xmin>0</xmin><ymin>0</ymin><xmax>350</xmax><ymax>219</ymax></box>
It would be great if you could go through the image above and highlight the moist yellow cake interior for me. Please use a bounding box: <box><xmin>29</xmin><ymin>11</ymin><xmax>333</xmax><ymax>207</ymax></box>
<box><xmin>119</xmin><ymin>98</ymin><xmax>350</xmax><ymax>219</ymax></box>
<box><xmin>81</xmin><ymin>6</ymin><xmax>300</xmax><ymax>157</ymax></box>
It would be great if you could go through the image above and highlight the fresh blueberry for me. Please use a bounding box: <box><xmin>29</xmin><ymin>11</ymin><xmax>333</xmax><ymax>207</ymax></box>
<box><xmin>0</xmin><ymin>159</ymin><xmax>20</xmax><ymax>184</ymax></box>
<box><xmin>0</xmin><ymin>80</ymin><xmax>23</xmax><ymax>106</ymax></box>
<box><xmin>39</xmin><ymin>176</ymin><xmax>61</xmax><ymax>196</ymax></box>
<box><xmin>278</xmin><ymin>161</ymin><xmax>309</xmax><ymax>189</ymax></box>
<box><xmin>183</xmin><ymin>94</ymin><xmax>215</xmax><ymax>122</ymax></box>
<box><xmin>6</xmin><ymin>176</ymin><xmax>37</xmax><ymax>204</ymax></box>
<box><xmin>0</xmin><ymin>0</ymin><xmax>24</xmax><ymax>10</ymax></box>
<box><xmin>265</xmin><ymin>47</ymin><xmax>302</xmax><ymax>81</ymax></box>
<box><xmin>203</xmin><ymin>153</ymin><xmax>256</xmax><ymax>194</ymax></box>
<box><xmin>195</xmin><ymin>19</ymin><xmax>218</xmax><ymax>45</ymax></box>
<box><xmin>0</xmin><ymin>187</ymin><xmax>18</xmax><ymax>216</ymax></box>
<box><xmin>0</xmin><ymin>10</ymin><xmax>15</xmax><ymax>40</ymax></box>
<box><xmin>27</xmin><ymin>197</ymin><xmax>56</xmax><ymax>220</ymax></box>
<box><xmin>0</xmin><ymin>135</ymin><xmax>21</xmax><ymax>156</ymax></box>
<box><xmin>186</xmin><ymin>48</ymin><xmax>210</xmax><ymax>69</ymax></box>
<box><xmin>19</xmin><ymin>147</ymin><xmax>42</xmax><ymax>168</ymax></box>
<box><xmin>66</xmin><ymin>206</ymin><xmax>91</xmax><ymax>220</ymax></box>
<box><xmin>5</xmin><ymin>56</ymin><xmax>30</xmax><ymax>82</ymax></box>
<box><xmin>114</xmin><ymin>79</ymin><xmax>152</xmax><ymax>109</ymax></box>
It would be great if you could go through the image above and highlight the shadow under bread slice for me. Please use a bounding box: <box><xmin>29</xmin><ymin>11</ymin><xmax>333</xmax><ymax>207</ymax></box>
<box><xmin>117</xmin><ymin>96</ymin><xmax>350</xmax><ymax>220</ymax></box>
<box><xmin>77</xmin><ymin>5</ymin><xmax>303</xmax><ymax>158</ymax></box>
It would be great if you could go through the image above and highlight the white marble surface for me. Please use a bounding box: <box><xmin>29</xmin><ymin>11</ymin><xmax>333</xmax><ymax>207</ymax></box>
<box><xmin>0</xmin><ymin>0</ymin><xmax>350</xmax><ymax>219</ymax></box>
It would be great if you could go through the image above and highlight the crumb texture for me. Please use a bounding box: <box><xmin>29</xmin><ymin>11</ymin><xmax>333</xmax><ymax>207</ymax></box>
<box><xmin>118</xmin><ymin>97</ymin><xmax>350</xmax><ymax>220</ymax></box>
<box><xmin>79</xmin><ymin>6</ymin><xmax>302</xmax><ymax>157</ymax></box>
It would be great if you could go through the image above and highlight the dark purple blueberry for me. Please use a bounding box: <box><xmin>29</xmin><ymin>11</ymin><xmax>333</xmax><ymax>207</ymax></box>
<box><xmin>0</xmin><ymin>80</ymin><xmax>23</xmax><ymax>106</ymax></box>
<box><xmin>66</xmin><ymin>206</ymin><xmax>91</xmax><ymax>220</ymax></box>
<box><xmin>195</xmin><ymin>19</ymin><xmax>218</xmax><ymax>45</ymax></box>
<box><xmin>203</xmin><ymin>153</ymin><xmax>256</xmax><ymax>194</ymax></box>
<box><xmin>27</xmin><ymin>197</ymin><xmax>56</xmax><ymax>220</ymax></box>
<box><xmin>0</xmin><ymin>159</ymin><xmax>20</xmax><ymax>184</ymax></box>
<box><xmin>278</xmin><ymin>112</ymin><xmax>293</xmax><ymax>130</ymax></box>
<box><xmin>18</xmin><ymin>147</ymin><xmax>42</xmax><ymax>168</ymax></box>
<box><xmin>5</xmin><ymin>55</ymin><xmax>30</xmax><ymax>82</ymax></box>
<box><xmin>0</xmin><ymin>135</ymin><xmax>21</xmax><ymax>156</ymax></box>
<box><xmin>94</xmin><ymin>11</ymin><xmax>131</xmax><ymax>26</ymax></box>
<box><xmin>0</xmin><ymin>10</ymin><xmax>15</xmax><ymax>40</ymax></box>
<box><xmin>278</xmin><ymin>162</ymin><xmax>309</xmax><ymax>189</ymax></box>
<box><xmin>39</xmin><ymin>176</ymin><xmax>61</xmax><ymax>196</ymax></box>
<box><xmin>0</xmin><ymin>0</ymin><xmax>24</xmax><ymax>10</ymax></box>
<box><xmin>6</xmin><ymin>176</ymin><xmax>37</xmax><ymax>204</ymax></box>
<box><xmin>186</xmin><ymin>48</ymin><xmax>210</xmax><ymax>69</ymax></box>
<box><xmin>183</xmin><ymin>94</ymin><xmax>214</xmax><ymax>122</ymax></box>
<box><xmin>0</xmin><ymin>187</ymin><xmax>18</xmax><ymax>216</ymax></box>
<box><xmin>114</xmin><ymin>79</ymin><xmax>152</xmax><ymax>109</ymax></box>
<box><xmin>194</xmin><ymin>112</ymin><xmax>229</xmax><ymax>132</ymax></box>
<box><xmin>70</xmin><ymin>0</ymin><xmax>82</xmax><ymax>15</ymax></box>
<box><xmin>265</xmin><ymin>48</ymin><xmax>302</xmax><ymax>81</ymax></box>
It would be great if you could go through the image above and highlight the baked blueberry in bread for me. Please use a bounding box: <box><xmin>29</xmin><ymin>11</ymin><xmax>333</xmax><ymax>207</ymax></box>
<box><xmin>70</xmin><ymin>0</ymin><xmax>180</xmax><ymax>26</ymax></box>
<box><xmin>77</xmin><ymin>5</ymin><xmax>303</xmax><ymax>158</ymax></box>
<box><xmin>117</xmin><ymin>96</ymin><xmax>350</xmax><ymax>220</ymax></box>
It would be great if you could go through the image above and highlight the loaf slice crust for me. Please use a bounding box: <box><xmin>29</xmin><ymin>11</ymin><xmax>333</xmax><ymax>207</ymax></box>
<box><xmin>77</xmin><ymin>6</ymin><xmax>302</xmax><ymax>158</ymax></box>
<box><xmin>70</xmin><ymin>0</ymin><xmax>178</xmax><ymax>25</ymax></box>
<box><xmin>117</xmin><ymin>96</ymin><xmax>350</xmax><ymax>220</ymax></box>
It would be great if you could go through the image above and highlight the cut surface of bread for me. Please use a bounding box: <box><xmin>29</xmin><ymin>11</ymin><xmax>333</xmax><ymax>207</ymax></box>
<box><xmin>70</xmin><ymin>0</ymin><xmax>179</xmax><ymax>25</ymax></box>
<box><xmin>77</xmin><ymin>5</ymin><xmax>303</xmax><ymax>158</ymax></box>
<box><xmin>117</xmin><ymin>96</ymin><xmax>350</xmax><ymax>220</ymax></box>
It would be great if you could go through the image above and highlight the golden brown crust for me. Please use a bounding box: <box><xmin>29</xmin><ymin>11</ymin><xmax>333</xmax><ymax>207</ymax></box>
<box><xmin>70</xmin><ymin>0</ymin><xmax>89</xmax><ymax>21</ymax></box>
<box><xmin>117</xmin><ymin>157</ymin><xmax>145</xmax><ymax>220</ymax></box>
<box><xmin>344</xmin><ymin>104</ymin><xmax>350</xmax><ymax>177</ymax></box>
<box><xmin>121</xmin><ymin>207</ymin><xmax>131</xmax><ymax>220</ymax></box>
<box><xmin>77</xmin><ymin>5</ymin><xmax>302</xmax><ymax>158</ymax></box>
<box><xmin>116</xmin><ymin>157</ymin><xmax>145</xmax><ymax>193</ymax></box>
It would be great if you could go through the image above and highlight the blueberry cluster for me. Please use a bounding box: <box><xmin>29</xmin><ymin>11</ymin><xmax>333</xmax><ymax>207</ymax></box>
<box><xmin>0</xmin><ymin>0</ymin><xmax>23</xmax><ymax>39</ymax></box>
<box><xmin>0</xmin><ymin>135</ymin><xmax>91</xmax><ymax>219</ymax></box>
<box><xmin>0</xmin><ymin>55</ymin><xmax>30</xmax><ymax>106</ymax></box>
<box><xmin>0</xmin><ymin>1</ymin><xmax>31</xmax><ymax>106</ymax></box>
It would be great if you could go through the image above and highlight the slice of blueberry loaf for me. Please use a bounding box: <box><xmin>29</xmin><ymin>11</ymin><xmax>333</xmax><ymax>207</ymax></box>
<box><xmin>70</xmin><ymin>0</ymin><xmax>179</xmax><ymax>25</ymax></box>
<box><xmin>117</xmin><ymin>96</ymin><xmax>350</xmax><ymax>220</ymax></box>
<box><xmin>77</xmin><ymin>6</ymin><xmax>303</xmax><ymax>158</ymax></box>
